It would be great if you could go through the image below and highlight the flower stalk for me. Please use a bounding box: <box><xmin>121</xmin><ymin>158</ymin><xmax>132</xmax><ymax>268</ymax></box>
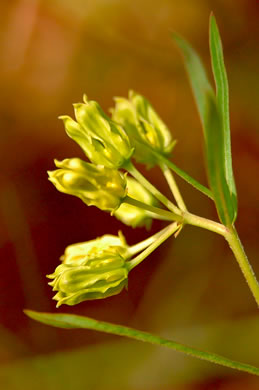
<box><xmin>127</xmin><ymin>222</ymin><xmax>180</xmax><ymax>271</ymax></box>
<box><xmin>159</xmin><ymin>161</ymin><xmax>187</xmax><ymax>211</ymax></box>
<box><xmin>128</xmin><ymin>225</ymin><xmax>176</xmax><ymax>256</ymax></box>
<box><xmin>124</xmin><ymin>196</ymin><xmax>179</xmax><ymax>222</ymax></box>
<box><xmin>125</xmin><ymin>160</ymin><xmax>181</xmax><ymax>217</ymax></box>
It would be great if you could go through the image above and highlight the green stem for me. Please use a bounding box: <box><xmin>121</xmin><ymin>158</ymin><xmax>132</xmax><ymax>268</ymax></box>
<box><xmin>125</xmin><ymin>161</ymin><xmax>181</xmax><ymax>218</ymax></box>
<box><xmin>146</xmin><ymin>213</ymin><xmax>177</xmax><ymax>222</ymax></box>
<box><xmin>128</xmin><ymin>225</ymin><xmax>173</xmax><ymax>257</ymax></box>
<box><xmin>183</xmin><ymin>210</ymin><xmax>227</xmax><ymax>236</ymax></box>
<box><xmin>160</xmin><ymin>162</ymin><xmax>187</xmax><ymax>211</ymax></box>
<box><xmin>25</xmin><ymin>310</ymin><xmax>259</xmax><ymax>377</ymax></box>
<box><xmin>183</xmin><ymin>212</ymin><xmax>259</xmax><ymax>306</ymax></box>
<box><xmin>154</xmin><ymin>152</ymin><xmax>214</xmax><ymax>200</ymax></box>
<box><xmin>127</xmin><ymin>222</ymin><xmax>179</xmax><ymax>270</ymax></box>
<box><xmin>124</xmin><ymin>196</ymin><xmax>178</xmax><ymax>222</ymax></box>
<box><xmin>225</xmin><ymin>226</ymin><xmax>259</xmax><ymax>307</ymax></box>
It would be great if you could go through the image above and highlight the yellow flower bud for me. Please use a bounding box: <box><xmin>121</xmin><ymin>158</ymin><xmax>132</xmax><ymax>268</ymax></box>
<box><xmin>61</xmin><ymin>233</ymin><xmax>129</xmax><ymax>265</ymax></box>
<box><xmin>59</xmin><ymin>95</ymin><xmax>134</xmax><ymax>168</ymax></box>
<box><xmin>48</xmin><ymin>158</ymin><xmax>127</xmax><ymax>211</ymax></box>
<box><xmin>47</xmin><ymin>249</ymin><xmax>129</xmax><ymax>307</ymax></box>
<box><xmin>114</xmin><ymin>177</ymin><xmax>158</xmax><ymax>228</ymax></box>
<box><xmin>112</xmin><ymin>90</ymin><xmax>175</xmax><ymax>166</ymax></box>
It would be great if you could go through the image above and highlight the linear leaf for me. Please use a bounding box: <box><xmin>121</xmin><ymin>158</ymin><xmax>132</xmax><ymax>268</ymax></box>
<box><xmin>209</xmin><ymin>14</ymin><xmax>237</xmax><ymax>222</ymax></box>
<box><xmin>203</xmin><ymin>91</ymin><xmax>235</xmax><ymax>225</ymax></box>
<box><xmin>171</xmin><ymin>32</ymin><xmax>213</xmax><ymax>130</ymax></box>
<box><xmin>171</xmin><ymin>32</ymin><xmax>235</xmax><ymax>225</ymax></box>
<box><xmin>24</xmin><ymin>310</ymin><xmax>259</xmax><ymax>377</ymax></box>
<box><xmin>153</xmin><ymin>152</ymin><xmax>214</xmax><ymax>200</ymax></box>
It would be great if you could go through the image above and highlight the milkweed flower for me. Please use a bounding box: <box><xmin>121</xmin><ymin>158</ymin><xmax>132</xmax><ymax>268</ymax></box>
<box><xmin>111</xmin><ymin>90</ymin><xmax>175</xmax><ymax>166</ymax></box>
<box><xmin>61</xmin><ymin>233</ymin><xmax>129</xmax><ymax>265</ymax></box>
<box><xmin>47</xmin><ymin>247</ymin><xmax>129</xmax><ymax>307</ymax></box>
<box><xmin>59</xmin><ymin>95</ymin><xmax>134</xmax><ymax>169</ymax></box>
<box><xmin>48</xmin><ymin>158</ymin><xmax>127</xmax><ymax>212</ymax></box>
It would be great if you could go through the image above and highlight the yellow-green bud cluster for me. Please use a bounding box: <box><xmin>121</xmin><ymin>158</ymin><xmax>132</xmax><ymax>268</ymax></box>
<box><xmin>47</xmin><ymin>234</ymin><xmax>129</xmax><ymax>307</ymax></box>
<box><xmin>48</xmin><ymin>158</ymin><xmax>127</xmax><ymax>212</ymax></box>
<box><xmin>60</xmin><ymin>95</ymin><xmax>134</xmax><ymax>169</ymax></box>
<box><xmin>111</xmin><ymin>90</ymin><xmax>175</xmax><ymax>166</ymax></box>
<box><xmin>46</xmin><ymin>91</ymin><xmax>177</xmax><ymax>307</ymax></box>
<box><xmin>61</xmin><ymin>233</ymin><xmax>128</xmax><ymax>264</ymax></box>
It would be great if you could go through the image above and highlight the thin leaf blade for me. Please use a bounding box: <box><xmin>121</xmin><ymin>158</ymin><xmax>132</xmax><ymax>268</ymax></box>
<box><xmin>171</xmin><ymin>32</ymin><xmax>213</xmax><ymax>129</ymax></box>
<box><xmin>203</xmin><ymin>91</ymin><xmax>235</xmax><ymax>225</ymax></box>
<box><xmin>153</xmin><ymin>152</ymin><xmax>214</xmax><ymax>200</ymax></box>
<box><xmin>171</xmin><ymin>32</ymin><xmax>235</xmax><ymax>225</ymax></box>
<box><xmin>24</xmin><ymin>310</ymin><xmax>259</xmax><ymax>377</ymax></box>
<box><xmin>209</xmin><ymin>14</ymin><xmax>237</xmax><ymax>222</ymax></box>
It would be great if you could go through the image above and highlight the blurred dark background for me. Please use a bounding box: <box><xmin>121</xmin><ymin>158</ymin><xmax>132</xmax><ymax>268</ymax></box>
<box><xmin>0</xmin><ymin>0</ymin><xmax>259</xmax><ymax>388</ymax></box>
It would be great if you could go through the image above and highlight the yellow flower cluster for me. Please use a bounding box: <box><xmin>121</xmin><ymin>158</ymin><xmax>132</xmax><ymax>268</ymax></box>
<box><xmin>48</xmin><ymin>92</ymin><xmax>176</xmax><ymax>306</ymax></box>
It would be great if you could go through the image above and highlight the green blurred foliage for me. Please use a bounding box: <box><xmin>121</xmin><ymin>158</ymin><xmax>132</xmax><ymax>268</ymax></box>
<box><xmin>0</xmin><ymin>0</ymin><xmax>259</xmax><ymax>388</ymax></box>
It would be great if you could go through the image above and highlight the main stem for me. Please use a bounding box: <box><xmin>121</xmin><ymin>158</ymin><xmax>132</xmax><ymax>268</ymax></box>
<box><xmin>184</xmin><ymin>213</ymin><xmax>259</xmax><ymax>306</ymax></box>
<box><xmin>225</xmin><ymin>226</ymin><xmax>259</xmax><ymax>307</ymax></box>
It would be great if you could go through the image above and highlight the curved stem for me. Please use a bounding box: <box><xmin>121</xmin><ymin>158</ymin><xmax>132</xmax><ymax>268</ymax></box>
<box><xmin>225</xmin><ymin>226</ymin><xmax>259</xmax><ymax>307</ymax></box>
<box><xmin>127</xmin><ymin>222</ymin><xmax>180</xmax><ymax>271</ymax></box>
<box><xmin>124</xmin><ymin>196</ymin><xmax>179</xmax><ymax>222</ymax></box>
<box><xmin>160</xmin><ymin>162</ymin><xmax>187</xmax><ymax>211</ymax></box>
<box><xmin>125</xmin><ymin>161</ymin><xmax>181</xmax><ymax>218</ymax></box>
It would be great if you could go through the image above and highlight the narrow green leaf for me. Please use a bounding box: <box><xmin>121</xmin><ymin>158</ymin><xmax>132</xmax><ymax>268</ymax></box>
<box><xmin>171</xmin><ymin>32</ymin><xmax>213</xmax><ymax>130</ymax></box>
<box><xmin>203</xmin><ymin>91</ymin><xmax>235</xmax><ymax>225</ymax></box>
<box><xmin>24</xmin><ymin>310</ymin><xmax>259</xmax><ymax>377</ymax></box>
<box><xmin>209</xmin><ymin>14</ymin><xmax>237</xmax><ymax>222</ymax></box>
<box><xmin>171</xmin><ymin>32</ymin><xmax>235</xmax><ymax>225</ymax></box>
<box><xmin>153</xmin><ymin>151</ymin><xmax>214</xmax><ymax>200</ymax></box>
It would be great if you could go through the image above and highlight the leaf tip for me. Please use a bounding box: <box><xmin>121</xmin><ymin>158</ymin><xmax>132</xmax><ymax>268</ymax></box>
<box><xmin>170</xmin><ymin>31</ymin><xmax>179</xmax><ymax>43</ymax></box>
<box><xmin>24</xmin><ymin>309</ymin><xmax>36</xmax><ymax>321</ymax></box>
<box><xmin>209</xmin><ymin>12</ymin><xmax>218</xmax><ymax>32</ymax></box>
<box><xmin>209</xmin><ymin>11</ymin><xmax>215</xmax><ymax>20</ymax></box>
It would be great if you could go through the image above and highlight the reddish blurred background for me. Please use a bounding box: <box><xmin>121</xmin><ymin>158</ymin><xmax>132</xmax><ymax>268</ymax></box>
<box><xmin>0</xmin><ymin>0</ymin><xmax>259</xmax><ymax>388</ymax></box>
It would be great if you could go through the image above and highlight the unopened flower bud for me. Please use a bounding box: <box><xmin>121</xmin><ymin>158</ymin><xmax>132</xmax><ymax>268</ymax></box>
<box><xmin>112</xmin><ymin>90</ymin><xmax>175</xmax><ymax>166</ymax></box>
<box><xmin>48</xmin><ymin>158</ymin><xmax>127</xmax><ymax>211</ymax></box>
<box><xmin>61</xmin><ymin>233</ymin><xmax>129</xmax><ymax>265</ymax></box>
<box><xmin>114</xmin><ymin>177</ymin><xmax>158</xmax><ymax>228</ymax></box>
<box><xmin>59</xmin><ymin>95</ymin><xmax>134</xmax><ymax>168</ymax></box>
<box><xmin>47</xmin><ymin>249</ymin><xmax>129</xmax><ymax>306</ymax></box>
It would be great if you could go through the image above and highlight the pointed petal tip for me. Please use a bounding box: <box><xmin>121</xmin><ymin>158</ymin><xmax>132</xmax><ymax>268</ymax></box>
<box><xmin>58</xmin><ymin>115</ymin><xmax>69</xmax><ymax>121</ymax></box>
<box><xmin>83</xmin><ymin>94</ymin><xmax>88</xmax><ymax>104</ymax></box>
<box><xmin>128</xmin><ymin>90</ymin><xmax>136</xmax><ymax>100</ymax></box>
<box><xmin>53</xmin><ymin>159</ymin><xmax>63</xmax><ymax>168</ymax></box>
